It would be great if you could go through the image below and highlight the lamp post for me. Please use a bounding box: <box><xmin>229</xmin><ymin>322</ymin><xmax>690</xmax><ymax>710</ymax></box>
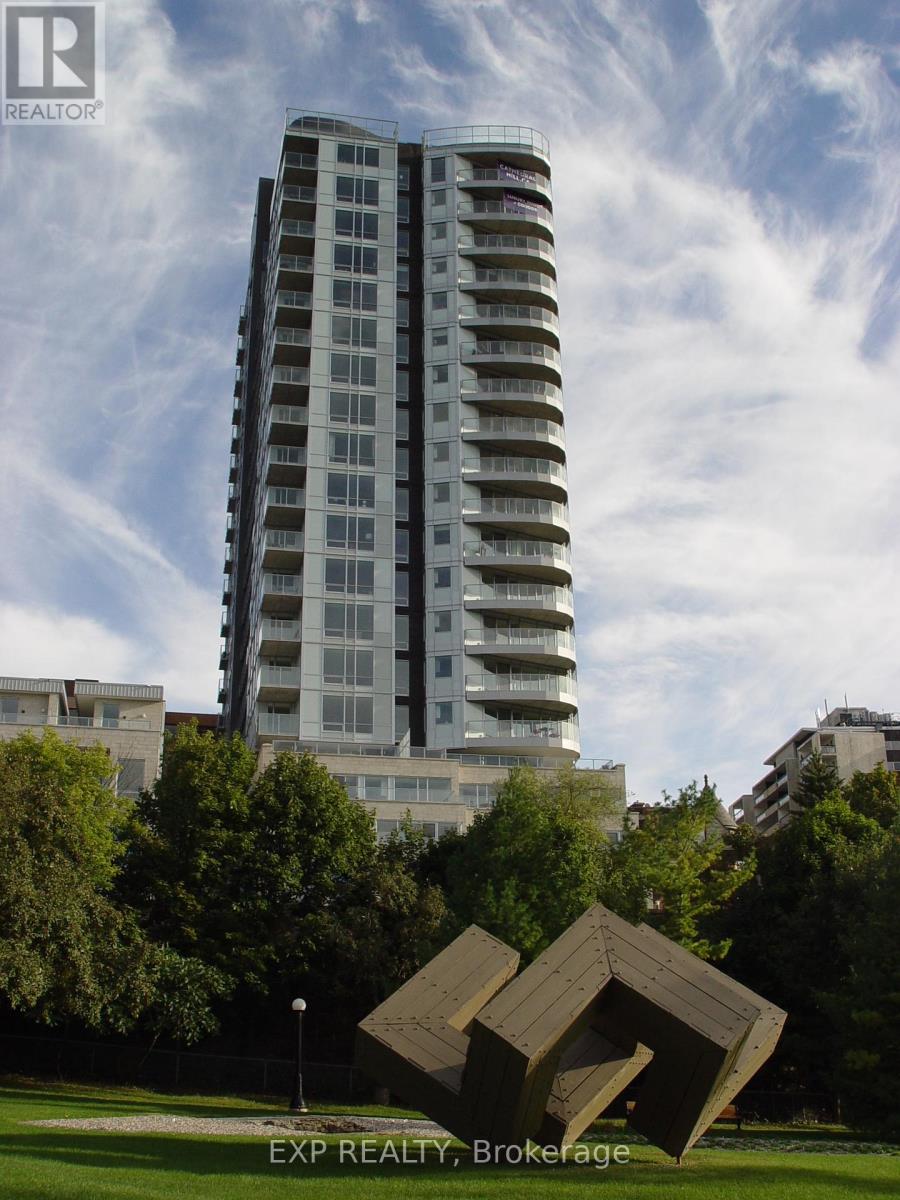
<box><xmin>290</xmin><ymin>998</ymin><xmax>308</xmax><ymax>1112</ymax></box>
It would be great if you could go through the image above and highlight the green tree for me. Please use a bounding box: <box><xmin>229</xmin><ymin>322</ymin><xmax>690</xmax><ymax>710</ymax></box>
<box><xmin>435</xmin><ymin>767</ymin><xmax>615</xmax><ymax>962</ymax></box>
<box><xmin>842</xmin><ymin>764</ymin><xmax>900</xmax><ymax>829</ymax></box>
<box><xmin>604</xmin><ymin>781</ymin><xmax>755</xmax><ymax>959</ymax></box>
<box><xmin>795</xmin><ymin>750</ymin><xmax>841</xmax><ymax>809</ymax></box>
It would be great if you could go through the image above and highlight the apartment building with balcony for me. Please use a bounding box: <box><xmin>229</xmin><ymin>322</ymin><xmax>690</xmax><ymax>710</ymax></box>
<box><xmin>220</xmin><ymin>110</ymin><xmax>614</xmax><ymax>835</ymax></box>
<box><xmin>0</xmin><ymin>676</ymin><xmax>165</xmax><ymax>796</ymax></box>
<box><xmin>731</xmin><ymin>705</ymin><xmax>900</xmax><ymax>836</ymax></box>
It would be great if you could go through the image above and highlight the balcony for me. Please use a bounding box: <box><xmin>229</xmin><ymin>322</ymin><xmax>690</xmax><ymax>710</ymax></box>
<box><xmin>264</xmin><ymin>528</ymin><xmax>304</xmax><ymax>569</ymax></box>
<box><xmin>459</xmin><ymin>303</ymin><xmax>558</xmax><ymax>343</ymax></box>
<box><xmin>277</xmin><ymin>254</ymin><xmax>314</xmax><ymax>282</ymax></box>
<box><xmin>464</xmin><ymin>582</ymin><xmax>574</xmax><ymax>623</ymax></box>
<box><xmin>461</xmin><ymin>339</ymin><xmax>561</xmax><ymax>384</ymax></box>
<box><xmin>464</xmin><ymin>716</ymin><xmax>579</xmax><ymax>758</ymax></box>
<box><xmin>464</xmin><ymin>538</ymin><xmax>572</xmax><ymax>583</ymax></box>
<box><xmin>259</xmin><ymin>618</ymin><xmax>302</xmax><ymax>656</ymax></box>
<box><xmin>265</xmin><ymin>486</ymin><xmax>305</xmax><ymax>527</ymax></box>
<box><xmin>283</xmin><ymin>151</ymin><xmax>318</xmax><ymax>175</ymax></box>
<box><xmin>423</xmin><ymin>124</ymin><xmax>550</xmax><ymax>166</ymax></box>
<box><xmin>458</xmin><ymin>233</ymin><xmax>555</xmax><ymax>272</ymax></box>
<box><xmin>280</xmin><ymin>185</ymin><xmax>316</xmax><ymax>217</ymax></box>
<box><xmin>268</xmin><ymin>404</ymin><xmax>308</xmax><ymax>445</ymax></box>
<box><xmin>466</xmin><ymin>672</ymin><xmax>577</xmax><ymax>712</ymax></box>
<box><xmin>456</xmin><ymin>167</ymin><xmax>552</xmax><ymax>204</ymax></box>
<box><xmin>223</xmin><ymin>544</ymin><xmax>234</xmax><ymax>573</ymax></box>
<box><xmin>274</xmin><ymin>290</ymin><xmax>312</xmax><ymax>327</ymax></box>
<box><xmin>225</xmin><ymin>513</ymin><xmax>235</xmax><ymax>543</ymax></box>
<box><xmin>270</xmin><ymin>365</ymin><xmax>310</xmax><ymax>404</ymax></box>
<box><xmin>461</xmin><ymin>415</ymin><xmax>565</xmax><ymax>455</ymax></box>
<box><xmin>458</xmin><ymin>267</ymin><xmax>557</xmax><ymax>304</ymax></box>
<box><xmin>258</xmin><ymin>712</ymin><xmax>301</xmax><ymax>739</ymax></box>
<box><xmin>260</xmin><ymin>571</ymin><xmax>302</xmax><ymax>614</ymax></box>
<box><xmin>462</xmin><ymin>455</ymin><xmax>567</xmax><ymax>501</ymax></box>
<box><xmin>458</xmin><ymin>198</ymin><xmax>553</xmax><ymax>238</ymax></box>
<box><xmin>267</xmin><ymin>444</ymin><xmax>307</xmax><ymax>486</ymax></box>
<box><xmin>258</xmin><ymin>665</ymin><xmax>301</xmax><ymax>701</ymax></box>
<box><xmin>464</xmin><ymin>625</ymin><xmax>576</xmax><ymax>668</ymax></box>
<box><xmin>279</xmin><ymin>219</ymin><xmax>315</xmax><ymax>251</ymax></box>
<box><xmin>462</xmin><ymin>496</ymin><xmax>569</xmax><ymax>538</ymax></box>
<box><xmin>460</xmin><ymin>377</ymin><xmax>563</xmax><ymax>421</ymax></box>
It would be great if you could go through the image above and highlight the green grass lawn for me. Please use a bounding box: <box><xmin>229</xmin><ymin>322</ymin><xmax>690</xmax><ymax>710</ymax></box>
<box><xmin>0</xmin><ymin>1076</ymin><xmax>897</xmax><ymax>1200</ymax></box>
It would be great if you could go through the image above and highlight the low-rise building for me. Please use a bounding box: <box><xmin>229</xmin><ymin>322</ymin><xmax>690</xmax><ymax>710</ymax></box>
<box><xmin>731</xmin><ymin>706</ymin><xmax>900</xmax><ymax>835</ymax></box>
<box><xmin>256</xmin><ymin>739</ymin><xmax>626</xmax><ymax>842</ymax></box>
<box><xmin>0</xmin><ymin>676</ymin><xmax>165</xmax><ymax>796</ymax></box>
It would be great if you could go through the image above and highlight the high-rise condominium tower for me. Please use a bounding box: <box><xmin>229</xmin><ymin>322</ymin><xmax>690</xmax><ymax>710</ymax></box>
<box><xmin>221</xmin><ymin>110</ymin><xmax>578</xmax><ymax>762</ymax></box>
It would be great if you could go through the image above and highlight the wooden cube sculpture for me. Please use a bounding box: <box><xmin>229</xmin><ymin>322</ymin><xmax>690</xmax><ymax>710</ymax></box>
<box><xmin>356</xmin><ymin>903</ymin><xmax>785</xmax><ymax>1159</ymax></box>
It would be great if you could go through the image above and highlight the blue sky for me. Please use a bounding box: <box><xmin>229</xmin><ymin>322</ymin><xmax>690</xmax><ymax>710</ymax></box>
<box><xmin>1</xmin><ymin>0</ymin><xmax>898</xmax><ymax>805</ymax></box>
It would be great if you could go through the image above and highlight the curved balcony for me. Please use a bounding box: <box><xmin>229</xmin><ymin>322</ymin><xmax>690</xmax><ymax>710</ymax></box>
<box><xmin>462</xmin><ymin>497</ymin><xmax>569</xmax><ymax>539</ymax></box>
<box><xmin>458</xmin><ymin>267</ymin><xmax>557</xmax><ymax>306</ymax></box>
<box><xmin>258</xmin><ymin>665</ymin><xmax>301</xmax><ymax>703</ymax></box>
<box><xmin>461</xmin><ymin>339</ymin><xmax>561</xmax><ymax>385</ymax></box>
<box><xmin>462</xmin><ymin>455</ymin><xmax>567</xmax><ymax>501</ymax></box>
<box><xmin>464</xmin><ymin>716</ymin><xmax>579</xmax><ymax>758</ymax></box>
<box><xmin>459</xmin><ymin>304</ymin><xmax>558</xmax><ymax>345</ymax></box>
<box><xmin>266</xmin><ymin>445</ymin><xmax>306</xmax><ymax>486</ymax></box>
<box><xmin>259</xmin><ymin>617</ymin><xmax>301</xmax><ymax>657</ymax></box>
<box><xmin>464</xmin><ymin>538</ymin><xmax>572</xmax><ymax>584</ymax></box>
<box><xmin>459</xmin><ymin>234</ymin><xmax>555</xmax><ymax>273</ymax></box>
<box><xmin>260</xmin><ymin>570</ymin><xmax>302</xmax><ymax>615</ymax></box>
<box><xmin>464</xmin><ymin>582</ymin><xmax>574</xmax><ymax>624</ymax></box>
<box><xmin>460</xmin><ymin>377</ymin><xmax>563</xmax><ymax>422</ymax></box>
<box><xmin>458</xmin><ymin>199</ymin><xmax>553</xmax><ymax>239</ymax></box>
<box><xmin>465</xmin><ymin>625</ymin><xmax>576</xmax><ymax>668</ymax></box>
<box><xmin>423</xmin><ymin>124</ymin><xmax>550</xmax><ymax>170</ymax></box>
<box><xmin>461</xmin><ymin>416</ymin><xmax>565</xmax><ymax>456</ymax></box>
<box><xmin>268</xmin><ymin>403</ymin><xmax>308</xmax><ymax>445</ymax></box>
<box><xmin>466</xmin><ymin>672</ymin><xmax>577</xmax><ymax>713</ymax></box>
<box><xmin>265</xmin><ymin>485</ymin><xmax>305</xmax><ymax>527</ymax></box>
<box><xmin>264</xmin><ymin>528</ymin><xmax>304</xmax><ymax>569</ymax></box>
<box><xmin>456</xmin><ymin>167</ymin><xmax>552</xmax><ymax>205</ymax></box>
<box><xmin>274</xmin><ymin>290</ymin><xmax>312</xmax><ymax>328</ymax></box>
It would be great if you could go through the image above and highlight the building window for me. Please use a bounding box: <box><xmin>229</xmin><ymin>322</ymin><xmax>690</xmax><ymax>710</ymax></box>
<box><xmin>435</xmin><ymin>656</ymin><xmax>452</xmax><ymax>678</ymax></box>
<box><xmin>336</xmin><ymin>209</ymin><xmax>379</xmax><ymax>241</ymax></box>
<box><xmin>395</xmin><ymin>527</ymin><xmax>409</xmax><ymax>562</ymax></box>
<box><xmin>432</xmin><ymin>329</ymin><xmax>448</xmax><ymax>348</ymax></box>
<box><xmin>398</xmin><ymin>164</ymin><xmax>410</xmax><ymax>191</ymax></box>
<box><xmin>335</xmin><ymin>176</ymin><xmax>379</xmax><ymax>206</ymax></box>
<box><xmin>329</xmin><ymin>391</ymin><xmax>375</xmax><ymax>425</ymax></box>
<box><xmin>117</xmin><ymin>758</ymin><xmax>145</xmax><ymax>797</ymax></box>
<box><xmin>396</xmin><ymin>371</ymin><xmax>409</xmax><ymax>402</ymax></box>
<box><xmin>395</xmin><ymin>445</ymin><xmax>409</xmax><ymax>479</ymax></box>
<box><xmin>323</xmin><ymin>648</ymin><xmax>374</xmax><ymax>686</ymax></box>
<box><xmin>432</xmin><ymin>364</ymin><xmax>449</xmax><ymax>383</ymax></box>
<box><xmin>434</xmin><ymin>566</ymin><xmax>451</xmax><ymax>589</ymax></box>
<box><xmin>397</xmin><ymin>196</ymin><xmax>410</xmax><ymax>223</ymax></box>
<box><xmin>431</xmin><ymin>258</ymin><xmax>447</xmax><ymax>276</ymax></box>
<box><xmin>433</xmin><ymin>525</ymin><xmax>451</xmax><ymax>546</ymax></box>
<box><xmin>331</xmin><ymin>315</ymin><xmax>377</xmax><ymax>349</ymax></box>
<box><xmin>436</xmin><ymin>702</ymin><xmax>453</xmax><ymax>725</ymax></box>
<box><xmin>334</xmin><ymin>244</ymin><xmax>378</xmax><ymax>275</ymax></box>
<box><xmin>433</xmin><ymin>482</ymin><xmax>450</xmax><ymax>503</ymax></box>
<box><xmin>432</xmin><ymin>291</ymin><xmax>448</xmax><ymax>311</ymax></box>
<box><xmin>430</xmin><ymin>157</ymin><xmax>446</xmax><ymax>183</ymax></box>
<box><xmin>327</xmin><ymin>472</ymin><xmax>375</xmax><ymax>509</ymax></box>
<box><xmin>395</xmin><ymin>569</ymin><xmax>409</xmax><ymax>605</ymax></box>
<box><xmin>431</xmin><ymin>189</ymin><xmax>446</xmax><ymax>209</ymax></box>
<box><xmin>328</xmin><ymin>432</ymin><xmax>376</xmax><ymax>467</ymax></box>
<box><xmin>325</xmin><ymin>514</ymin><xmax>375</xmax><ymax>551</ymax></box>
<box><xmin>397</xmin><ymin>229</ymin><xmax>410</xmax><ymax>257</ymax></box>
<box><xmin>395</xmin><ymin>702</ymin><xmax>410</xmax><ymax>740</ymax></box>
<box><xmin>395</xmin><ymin>612</ymin><xmax>409</xmax><ymax>649</ymax></box>
<box><xmin>432</xmin><ymin>402</ymin><xmax>449</xmax><ymax>427</ymax></box>
<box><xmin>395</xmin><ymin>657</ymin><xmax>410</xmax><ymax>694</ymax></box>
<box><xmin>323</xmin><ymin>693</ymin><xmax>374</xmax><ymax>734</ymax></box>
<box><xmin>395</xmin><ymin>485</ymin><xmax>409</xmax><ymax>519</ymax></box>
<box><xmin>433</xmin><ymin>443</ymin><xmax>450</xmax><ymax>463</ymax></box>
<box><xmin>323</xmin><ymin>601</ymin><xmax>374</xmax><ymax>640</ymax></box>
<box><xmin>434</xmin><ymin>610</ymin><xmax>452</xmax><ymax>632</ymax></box>
<box><xmin>337</xmin><ymin>143</ymin><xmax>379</xmax><ymax>167</ymax></box>
<box><xmin>396</xmin><ymin>407</ymin><xmax>409</xmax><ymax>438</ymax></box>
<box><xmin>330</xmin><ymin>352</ymin><xmax>376</xmax><ymax>387</ymax></box>
<box><xmin>431</xmin><ymin>222</ymin><xmax>447</xmax><ymax>241</ymax></box>
<box><xmin>397</xmin><ymin>263</ymin><xmax>409</xmax><ymax>290</ymax></box>
<box><xmin>396</xmin><ymin>333</ymin><xmax>409</xmax><ymax>363</ymax></box>
<box><xmin>332</xmin><ymin>280</ymin><xmax>377</xmax><ymax>311</ymax></box>
<box><xmin>325</xmin><ymin>558</ymin><xmax>375</xmax><ymax>595</ymax></box>
<box><xmin>397</xmin><ymin>297</ymin><xmax>409</xmax><ymax>326</ymax></box>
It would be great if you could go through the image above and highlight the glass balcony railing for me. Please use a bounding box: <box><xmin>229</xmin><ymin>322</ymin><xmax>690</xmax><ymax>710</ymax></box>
<box><xmin>258</xmin><ymin>712</ymin><xmax>302</xmax><ymax>736</ymax></box>
<box><xmin>260</xmin><ymin>618</ymin><xmax>301</xmax><ymax>642</ymax></box>
<box><xmin>461</xmin><ymin>377</ymin><xmax>561</xmax><ymax>401</ymax></box>
<box><xmin>459</xmin><ymin>233</ymin><xmax>554</xmax><ymax>258</ymax></box>
<box><xmin>275</xmin><ymin>290</ymin><xmax>312</xmax><ymax>309</ymax></box>
<box><xmin>268</xmin><ymin>446</ymin><xmax>306</xmax><ymax>467</ymax></box>
<box><xmin>423</xmin><ymin>125</ymin><xmax>550</xmax><ymax>157</ymax></box>
<box><xmin>269</xmin><ymin>404</ymin><xmax>308</xmax><ymax>427</ymax></box>
<box><xmin>460</xmin><ymin>304</ymin><xmax>558</xmax><ymax>327</ymax></box>
<box><xmin>461</xmin><ymin>416</ymin><xmax>563</xmax><ymax>438</ymax></box>
<box><xmin>459</xmin><ymin>267</ymin><xmax>557</xmax><ymax>292</ymax></box>
<box><xmin>457</xmin><ymin>166</ymin><xmax>550</xmax><ymax>189</ymax></box>
<box><xmin>465</xmin><ymin>627</ymin><xmax>575</xmax><ymax>650</ymax></box>
<box><xmin>458</xmin><ymin>199</ymin><xmax>551</xmax><ymax>223</ymax></box>
<box><xmin>280</xmin><ymin>219</ymin><xmax>315</xmax><ymax>238</ymax></box>
<box><xmin>265</xmin><ymin>487</ymin><xmax>305</xmax><ymax>509</ymax></box>
<box><xmin>465</xmin><ymin>718</ymin><xmax>579</xmax><ymax>743</ymax></box>
<box><xmin>462</xmin><ymin>497</ymin><xmax>568</xmax><ymax>522</ymax></box>
<box><xmin>464</xmin><ymin>539</ymin><xmax>571</xmax><ymax>563</ymax></box>
<box><xmin>281</xmin><ymin>185</ymin><xmax>316</xmax><ymax>203</ymax></box>
<box><xmin>283</xmin><ymin>152</ymin><xmax>318</xmax><ymax>170</ymax></box>
<box><xmin>265</xmin><ymin>529</ymin><xmax>303</xmax><ymax>551</ymax></box>
<box><xmin>262</xmin><ymin>572</ymin><xmax>302</xmax><ymax>596</ymax></box>
<box><xmin>466</xmin><ymin>673</ymin><xmax>576</xmax><ymax>696</ymax></box>
<box><xmin>462</xmin><ymin>340</ymin><xmax>561</xmax><ymax>365</ymax></box>
<box><xmin>464</xmin><ymin>582</ymin><xmax>573</xmax><ymax>605</ymax></box>
<box><xmin>278</xmin><ymin>254</ymin><xmax>314</xmax><ymax>274</ymax></box>
<box><xmin>462</xmin><ymin>455</ymin><xmax>566</xmax><ymax>480</ymax></box>
<box><xmin>274</xmin><ymin>326</ymin><xmax>311</xmax><ymax>347</ymax></box>
<box><xmin>259</xmin><ymin>666</ymin><xmax>301</xmax><ymax>689</ymax></box>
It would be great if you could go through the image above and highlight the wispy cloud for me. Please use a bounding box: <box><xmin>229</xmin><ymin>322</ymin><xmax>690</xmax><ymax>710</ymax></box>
<box><xmin>1</xmin><ymin>0</ymin><xmax>897</xmax><ymax>803</ymax></box>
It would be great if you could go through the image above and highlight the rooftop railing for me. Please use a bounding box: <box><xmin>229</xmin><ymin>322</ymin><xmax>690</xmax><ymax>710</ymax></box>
<box><xmin>423</xmin><ymin>125</ymin><xmax>549</xmax><ymax>156</ymax></box>
<box><xmin>286</xmin><ymin>109</ymin><xmax>398</xmax><ymax>141</ymax></box>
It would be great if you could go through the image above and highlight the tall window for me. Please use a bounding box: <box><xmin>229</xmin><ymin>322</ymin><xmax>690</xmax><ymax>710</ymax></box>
<box><xmin>325</xmin><ymin>559</ymin><xmax>375</xmax><ymax>595</ymax></box>
<box><xmin>335</xmin><ymin>176</ymin><xmax>379</xmax><ymax>206</ymax></box>
<box><xmin>325</xmin><ymin>514</ymin><xmax>375</xmax><ymax>551</ymax></box>
<box><xmin>330</xmin><ymin>352</ymin><xmax>376</xmax><ymax>387</ymax></box>
<box><xmin>331</xmin><ymin>315</ymin><xmax>377</xmax><ymax>349</ymax></box>
<box><xmin>323</xmin><ymin>648</ymin><xmax>374</xmax><ymax>686</ymax></box>
<box><xmin>332</xmin><ymin>280</ymin><xmax>377</xmax><ymax>311</ymax></box>
<box><xmin>329</xmin><ymin>391</ymin><xmax>375</xmax><ymax>426</ymax></box>
<box><xmin>323</xmin><ymin>694</ymin><xmax>374</xmax><ymax>734</ymax></box>
<box><xmin>328</xmin><ymin>432</ymin><xmax>375</xmax><ymax>467</ymax></box>
<box><xmin>335</xmin><ymin>209</ymin><xmax>378</xmax><ymax>240</ymax></box>
<box><xmin>327</xmin><ymin>472</ymin><xmax>375</xmax><ymax>509</ymax></box>
<box><xmin>337</xmin><ymin>143</ymin><xmax>379</xmax><ymax>167</ymax></box>
<box><xmin>323</xmin><ymin>602</ymin><xmax>374</xmax><ymax>640</ymax></box>
<box><xmin>334</xmin><ymin>244</ymin><xmax>378</xmax><ymax>275</ymax></box>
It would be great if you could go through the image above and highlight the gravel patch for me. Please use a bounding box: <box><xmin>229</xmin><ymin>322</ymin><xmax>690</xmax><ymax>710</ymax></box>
<box><xmin>27</xmin><ymin>1113</ymin><xmax>450</xmax><ymax>1138</ymax></box>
